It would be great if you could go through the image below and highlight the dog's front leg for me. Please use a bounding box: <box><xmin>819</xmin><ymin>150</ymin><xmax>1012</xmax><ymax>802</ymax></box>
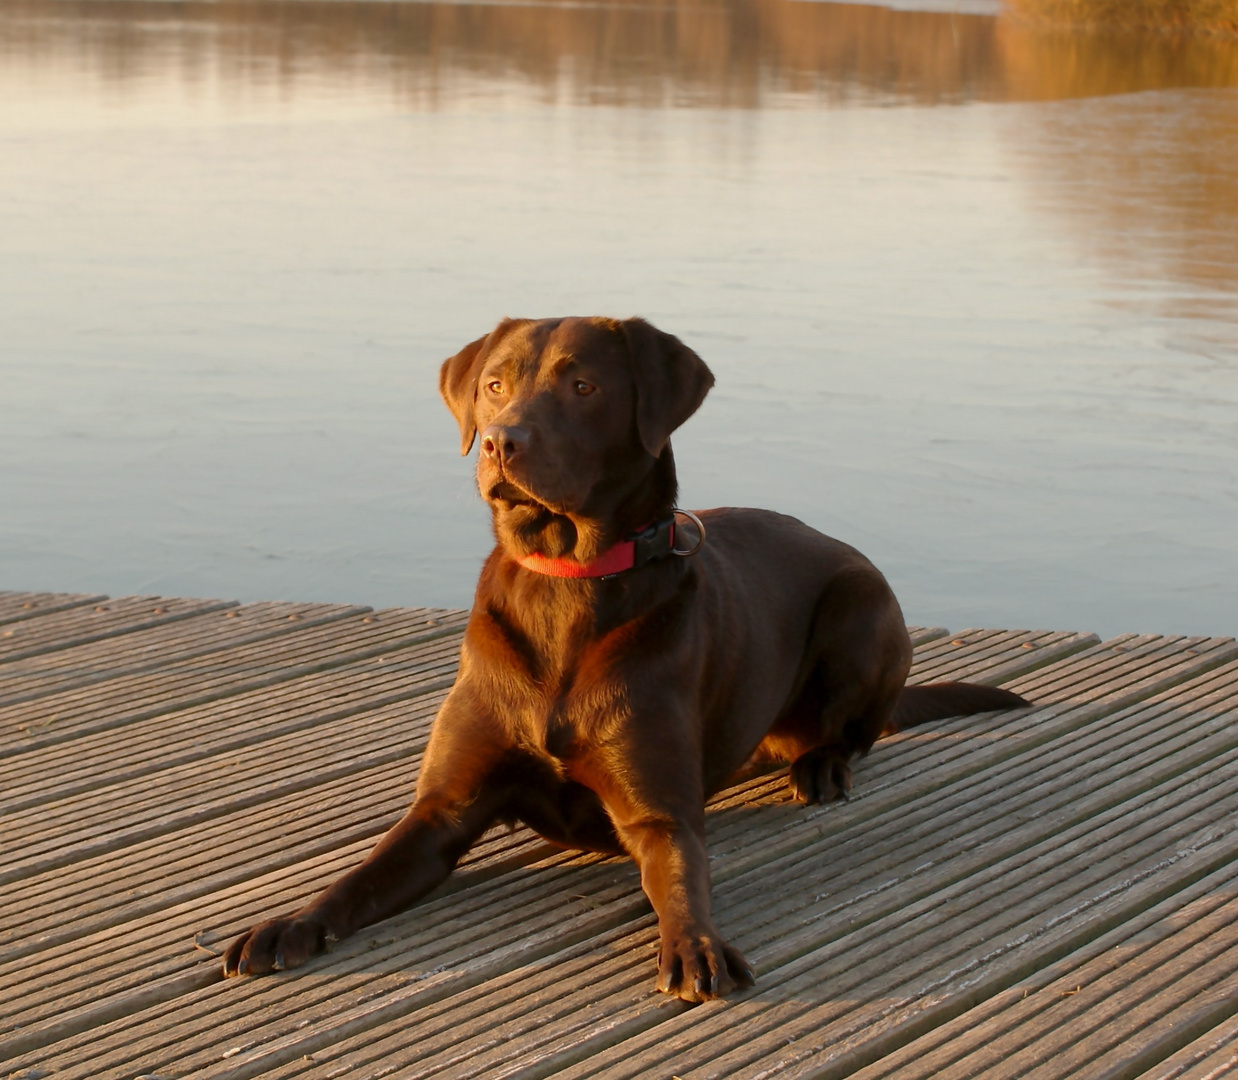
<box><xmin>224</xmin><ymin>697</ymin><xmax>509</xmax><ymax>977</ymax></box>
<box><xmin>623</xmin><ymin>817</ymin><xmax>754</xmax><ymax>1002</ymax></box>
<box><xmin>597</xmin><ymin>734</ymin><xmax>756</xmax><ymax>1003</ymax></box>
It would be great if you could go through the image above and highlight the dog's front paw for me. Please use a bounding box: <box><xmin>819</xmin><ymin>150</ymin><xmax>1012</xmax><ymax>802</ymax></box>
<box><xmin>656</xmin><ymin>931</ymin><xmax>755</xmax><ymax>1003</ymax></box>
<box><xmin>222</xmin><ymin>915</ymin><xmax>333</xmax><ymax>977</ymax></box>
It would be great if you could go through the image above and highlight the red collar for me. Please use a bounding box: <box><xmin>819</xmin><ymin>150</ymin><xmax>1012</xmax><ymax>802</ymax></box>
<box><xmin>516</xmin><ymin>516</ymin><xmax>676</xmax><ymax>579</ymax></box>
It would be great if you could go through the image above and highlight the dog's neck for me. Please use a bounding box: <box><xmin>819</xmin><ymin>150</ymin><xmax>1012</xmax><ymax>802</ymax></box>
<box><xmin>489</xmin><ymin>448</ymin><xmax>679</xmax><ymax>569</ymax></box>
<box><xmin>514</xmin><ymin>515</ymin><xmax>675</xmax><ymax>579</ymax></box>
<box><xmin>471</xmin><ymin>448</ymin><xmax>693</xmax><ymax>691</ymax></box>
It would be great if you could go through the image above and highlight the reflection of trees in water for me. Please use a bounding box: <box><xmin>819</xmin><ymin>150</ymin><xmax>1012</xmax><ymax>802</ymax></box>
<box><xmin>994</xmin><ymin>17</ymin><xmax>1238</xmax><ymax>314</ymax></box>
<box><xmin>5</xmin><ymin>0</ymin><xmax>1236</xmax><ymax>314</ymax></box>
<box><xmin>4</xmin><ymin>0</ymin><xmax>1235</xmax><ymax>104</ymax></box>
<box><xmin>1005</xmin><ymin>89</ymin><xmax>1238</xmax><ymax>322</ymax></box>
<box><xmin>1006</xmin><ymin>0</ymin><xmax>1238</xmax><ymax>36</ymax></box>
<box><xmin>997</xmin><ymin>19</ymin><xmax>1238</xmax><ymax>97</ymax></box>
<box><xmin>0</xmin><ymin>0</ymin><xmax>1009</xmax><ymax>106</ymax></box>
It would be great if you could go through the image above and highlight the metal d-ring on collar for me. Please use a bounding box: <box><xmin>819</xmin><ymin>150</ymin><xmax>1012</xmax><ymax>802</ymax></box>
<box><xmin>670</xmin><ymin>508</ymin><xmax>706</xmax><ymax>557</ymax></box>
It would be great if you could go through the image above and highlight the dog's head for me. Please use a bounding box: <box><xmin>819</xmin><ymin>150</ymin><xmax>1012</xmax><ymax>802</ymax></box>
<box><xmin>440</xmin><ymin>316</ymin><xmax>713</xmax><ymax>561</ymax></box>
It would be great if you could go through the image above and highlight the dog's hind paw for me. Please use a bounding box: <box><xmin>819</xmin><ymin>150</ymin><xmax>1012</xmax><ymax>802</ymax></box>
<box><xmin>789</xmin><ymin>744</ymin><xmax>853</xmax><ymax>804</ymax></box>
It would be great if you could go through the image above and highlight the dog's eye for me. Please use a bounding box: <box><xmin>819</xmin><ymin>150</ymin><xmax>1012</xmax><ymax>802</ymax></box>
<box><xmin>574</xmin><ymin>380</ymin><xmax>596</xmax><ymax>396</ymax></box>
<box><xmin>485</xmin><ymin>380</ymin><xmax>504</xmax><ymax>395</ymax></box>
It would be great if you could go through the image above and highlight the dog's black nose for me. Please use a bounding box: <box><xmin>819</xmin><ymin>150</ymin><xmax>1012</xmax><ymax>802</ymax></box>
<box><xmin>480</xmin><ymin>425</ymin><xmax>530</xmax><ymax>464</ymax></box>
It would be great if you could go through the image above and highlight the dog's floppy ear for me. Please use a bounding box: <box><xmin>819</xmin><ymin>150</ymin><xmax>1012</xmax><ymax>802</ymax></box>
<box><xmin>620</xmin><ymin>318</ymin><xmax>715</xmax><ymax>458</ymax></box>
<box><xmin>439</xmin><ymin>320</ymin><xmax>517</xmax><ymax>456</ymax></box>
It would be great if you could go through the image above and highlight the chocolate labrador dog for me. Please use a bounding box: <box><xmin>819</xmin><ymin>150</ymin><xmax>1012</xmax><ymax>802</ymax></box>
<box><xmin>223</xmin><ymin>316</ymin><xmax>1027</xmax><ymax>1001</ymax></box>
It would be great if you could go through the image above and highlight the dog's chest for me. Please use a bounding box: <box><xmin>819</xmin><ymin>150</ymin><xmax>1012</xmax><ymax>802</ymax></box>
<box><xmin>542</xmin><ymin>704</ymin><xmax>577</xmax><ymax>761</ymax></box>
<box><xmin>505</xmin><ymin>652</ymin><xmax>629</xmax><ymax>774</ymax></box>
<box><xmin>471</xmin><ymin>603</ymin><xmax>633</xmax><ymax>765</ymax></box>
<box><xmin>531</xmin><ymin>674</ymin><xmax>625</xmax><ymax>762</ymax></box>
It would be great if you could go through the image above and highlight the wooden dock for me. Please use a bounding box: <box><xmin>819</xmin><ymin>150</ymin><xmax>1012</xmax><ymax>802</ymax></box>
<box><xmin>2</xmin><ymin>589</ymin><xmax>1238</xmax><ymax>1079</ymax></box>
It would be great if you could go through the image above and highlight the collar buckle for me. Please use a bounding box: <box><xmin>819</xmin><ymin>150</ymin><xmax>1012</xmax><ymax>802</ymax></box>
<box><xmin>630</xmin><ymin>515</ymin><xmax>676</xmax><ymax>570</ymax></box>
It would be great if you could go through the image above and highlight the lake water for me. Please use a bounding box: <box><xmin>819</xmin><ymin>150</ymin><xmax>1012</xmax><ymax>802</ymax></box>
<box><xmin>1</xmin><ymin>0</ymin><xmax>1235</xmax><ymax>638</ymax></box>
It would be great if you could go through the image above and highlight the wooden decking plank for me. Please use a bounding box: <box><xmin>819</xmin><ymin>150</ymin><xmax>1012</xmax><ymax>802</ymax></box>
<box><xmin>0</xmin><ymin>840</ymin><xmax>378</xmax><ymax>1058</ymax></box>
<box><xmin>853</xmin><ymin>868</ymin><xmax>1238</xmax><ymax>1079</ymax></box>
<box><xmin>0</xmin><ymin>685</ymin><xmax>450</xmax><ymax>884</ymax></box>
<box><xmin>999</xmin><ymin>933</ymin><xmax>1238</xmax><ymax>1080</ymax></box>
<box><xmin>1013</xmin><ymin>635</ymin><xmax>1232</xmax><ymax>705</ymax></box>
<box><xmin>0</xmin><ymin>590</ymin><xmax>109</xmax><ymax>626</ymax></box>
<box><xmin>0</xmin><ymin>607</ymin><xmax>467</xmax><ymax>755</ymax></box>
<box><xmin>263</xmin><ymin>932</ymin><xmax>666</xmax><ymax>1080</ymax></box>
<box><xmin>1137</xmin><ymin>1013</ymin><xmax>1238</xmax><ymax>1080</ymax></box>
<box><xmin>0</xmin><ymin>603</ymin><xmax>455</xmax><ymax>718</ymax></box>
<box><xmin>552</xmin><ymin>765</ymin><xmax>1238</xmax><ymax>1080</ymax></box>
<box><xmin>0</xmin><ymin>755</ymin><xmax>417</xmax><ymax>958</ymax></box>
<box><xmin>908</xmin><ymin>628</ymin><xmax>1099</xmax><ymax>686</ymax></box>
<box><xmin>0</xmin><ymin>594</ymin><xmax>239</xmax><ymax>664</ymax></box>
<box><xmin>1</xmin><ymin>844</ymin><xmax>642</xmax><ymax>1079</ymax></box>
<box><xmin>0</xmin><ymin>599</ymin><xmax>372</xmax><ymax>712</ymax></box>
<box><xmin>0</xmin><ymin>658</ymin><xmax>453</xmax><ymax>814</ymax></box>
<box><xmin>842</xmin><ymin>866</ymin><xmax>1238</xmax><ymax>1080</ymax></box>
<box><xmin>31</xmin><ymin>639</ymin><xmax>1228</xmax><ymax>1080</ymax></box>
<box><xmin>0</xmin><ymin>637</ymin><xmax>458</xmax><ymax>842</ymax></box>
<box><xmin>0</xmin><ymin>825</ymin><xmax>554</xmax><ymax>1058</ymax></box>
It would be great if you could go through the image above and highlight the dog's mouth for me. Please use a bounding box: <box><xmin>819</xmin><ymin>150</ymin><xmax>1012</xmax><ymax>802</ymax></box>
<box><xmin>485</xmin><ymin>478</ymin><xmax>558</xmax><ymax>515</ymax></box>
<box><xmin>488</xmin><ymin>480</ymin><xmax>533</xmax><ymax>505</ymax></box>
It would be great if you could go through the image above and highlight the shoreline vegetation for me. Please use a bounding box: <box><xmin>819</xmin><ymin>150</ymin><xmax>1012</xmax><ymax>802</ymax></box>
<box><xmin>1008</xmin><ymin>0</ymin><xmax>1238</xmax><ymax>35</ymax></box>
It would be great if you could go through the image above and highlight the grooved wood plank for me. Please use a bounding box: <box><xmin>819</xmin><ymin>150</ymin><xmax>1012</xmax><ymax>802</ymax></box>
<box><xmin>0</xmin><ymin>658</ymin><xmax>453</xmax><ymax>814</ymax></box>
<box><xmin>1136</xmin><ymin>1013</ymin><xmax>1238</xmax><ymax>1080</ymax></box>
<box><xmin>0</xmin><ymin>594</ymin><xmax>238</xmax><ymax>664</ymax></box>
<box><xmin>0</xmin><ymin>825</ymin><xmax>555</xmax><ymax>1060</ymax></box>
<box><xmin>0</xmin><ymin>599</ymin><xmax>371</xmax><ymax>706</ymax></box>
<box><xmin>0</xmin><ymin>751</ymin><xmax>423</xmax><ymax>960</ymax></box>
<box><xmin>0</xmin><ymin>606</ymin><xmax>467</xmax><ymax>754</ymax></box>
<box><xmin>0</xmin><ymin>660</ymin><xmax>455</xmax><ymax>884</ymax></box>
<box><xmin>0</xmin><ymin>590</ymin><xmax>108</xmax><ymax>625</ymax></box>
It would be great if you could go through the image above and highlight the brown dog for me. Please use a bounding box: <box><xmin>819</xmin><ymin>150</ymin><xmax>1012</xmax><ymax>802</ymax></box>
<box><xmin>223</xmin><ymin>316</ymin><xmax>1028</xmax><ymax>1001</ymax></box>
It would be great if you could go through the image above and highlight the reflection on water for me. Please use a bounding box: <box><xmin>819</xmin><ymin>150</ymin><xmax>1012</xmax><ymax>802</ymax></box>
<box><xmin>1009</xmin><ymin>90</ymin><xmax>1238</xmax><ymax>338</ymax></box>
<box><xmin>4</xmin><ymin>0</ymin><xmax>1238</xmax><ymax>109</ymax></box>
<box><xmin>1</xmin><ymin>0</ymin><xmax>1235</xmax><ymax>635</ymax></box>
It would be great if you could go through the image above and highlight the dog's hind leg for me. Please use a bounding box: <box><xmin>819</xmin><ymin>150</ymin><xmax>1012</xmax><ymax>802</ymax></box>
<box><xmin>763</xmin><ymin>564</ymin><xmax>913</xmax><ymax>805</ymax></box>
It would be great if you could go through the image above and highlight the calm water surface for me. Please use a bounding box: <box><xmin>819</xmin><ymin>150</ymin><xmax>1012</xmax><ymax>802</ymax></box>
<box><xmin>1</xmin><ymin>0</ymin><xmax>1236</xmax><ymax>636</ymax></box>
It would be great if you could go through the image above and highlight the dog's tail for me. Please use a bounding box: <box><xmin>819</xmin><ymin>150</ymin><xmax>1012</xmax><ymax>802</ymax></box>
<box><xmin>889</xmin><ymin>682</ymin><xmax>1030</xmax><ymax>733</ymax></box>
